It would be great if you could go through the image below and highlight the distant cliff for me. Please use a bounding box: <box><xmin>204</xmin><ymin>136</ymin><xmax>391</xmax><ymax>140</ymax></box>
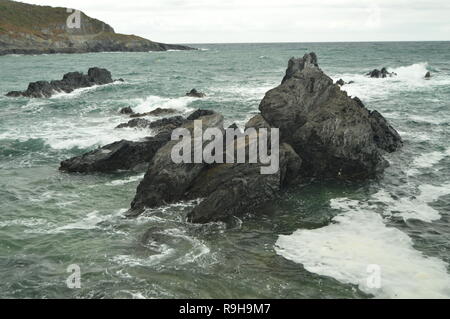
<box><xmin>0</xmin><ymin>0</ymin><xmax>194</xmax><ymax>55</ymax></box>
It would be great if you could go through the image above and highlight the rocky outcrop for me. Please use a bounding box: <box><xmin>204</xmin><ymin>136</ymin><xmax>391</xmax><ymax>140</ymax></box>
<box><xmin>367</xmin><ymin>68</ymin><xmax>397</xmax><ymax>78</ymax></box>
<box><xmin>259</xmin><ymin>53</ymin><xmax>402</xmax><ymax>179</ymax></box>
<box><xmin>6</xmin><ymin>67</ymin><xmax>115</xmax><ymax>98</ymax></box>
<box><xmin>59</xmin><ymin>132</ymin><xmax>172</xmax><ymax>173</ymax></box>
<box><xmin>186</xmin><ymin>89</ymin><xmax>206</xmax><ymax>98</ymax></box>
<box><xmin>127</xmin><ymin>112</ymin><xmax>225</xmax><ymax>216</ymax></box>
<box><xmin>0</xmin><ymin>0</ymin><xmax>194</xmax><ymax>55</ymax></box>
<box><xmin>116</xmin><ymin>116</ymin><xmax>188</xmax><ymax>133</ymax></box>
<box><xmin>119</xmin><ymin>106</ymin><xmax>134</xmax><ymax>115</ymax></box>
<box><xmin>130</xmin><ymin>108</ymin><xmax>177</xmax><ymax>118</ymax></box>
<box><xmin>57</xmin><ymin>53</ymin><xmax>402</xmax><ymax>224</ymax></box>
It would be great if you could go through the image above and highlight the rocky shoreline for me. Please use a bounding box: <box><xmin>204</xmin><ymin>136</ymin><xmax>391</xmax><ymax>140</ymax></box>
<box><xmin>0</xmin><ymin>0</ymin><xmax>194</xmax><ymax>56</ymax></box>
<box><xmin>59</xmin><ymin>53</ymin><xmax>403</xmax><ymax>223</ymax></box>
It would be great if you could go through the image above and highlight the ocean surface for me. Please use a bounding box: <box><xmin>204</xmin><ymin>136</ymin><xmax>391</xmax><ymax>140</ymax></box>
<box><xmin>0</xmin><ymin>42</ymin><xmax>449</xmax><ymax>299</ymax></box>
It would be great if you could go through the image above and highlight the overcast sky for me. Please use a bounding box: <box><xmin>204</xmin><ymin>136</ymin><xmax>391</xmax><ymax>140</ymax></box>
<box><xmin>19</xmin><ymin>0</ymin><xmax>450</xmax><ymax>44</ymax></box>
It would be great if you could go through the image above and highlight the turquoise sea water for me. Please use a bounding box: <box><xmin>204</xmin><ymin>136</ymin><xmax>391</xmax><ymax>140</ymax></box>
<box><xmin>0</xmin><ymin>42</ymin><xmax>449</xmax><ymax>298</ymax></box>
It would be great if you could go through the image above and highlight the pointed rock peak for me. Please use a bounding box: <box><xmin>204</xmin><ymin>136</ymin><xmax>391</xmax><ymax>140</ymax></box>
<box><xmin>282</xmin><ymin>52</ymin><xmax>320</xmax><ymax>83</ymax></box>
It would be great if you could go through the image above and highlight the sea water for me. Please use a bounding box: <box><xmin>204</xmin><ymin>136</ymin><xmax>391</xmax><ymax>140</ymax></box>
<box><xmin>0</xmin><ymin>42</ymin><xmax>449</xmax><ymax>298</ymax></box>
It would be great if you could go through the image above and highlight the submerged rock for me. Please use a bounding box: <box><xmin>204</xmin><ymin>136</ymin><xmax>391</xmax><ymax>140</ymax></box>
<box><xmin>6</xmin><ymin>67</ymin><xmax>115</xmax><ymax>98</ymax></box>
<box><xmin>186</xmin><ymin>89</ymin><xmax>206</xmax><ymax>98</ymax></box>
<box><xmin>366</xmin><ymin>67</ymin><xmax>397</xmax><ymax>78</ymax></box>
<box><xmin>259</xmin><ymin>53</ymin><xmax>402</xmax><ymax>179</ymax></box>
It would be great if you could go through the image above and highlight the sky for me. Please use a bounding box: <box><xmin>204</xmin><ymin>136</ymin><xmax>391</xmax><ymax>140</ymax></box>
<box><xmin>18</xmin><ymin>0</ymin><xmax>450</xmax><ymax>44</ymax></box>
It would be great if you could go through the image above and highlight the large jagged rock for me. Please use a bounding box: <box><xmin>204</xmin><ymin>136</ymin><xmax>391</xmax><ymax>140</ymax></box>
<box><xmin>59</xmin><ymin>132</ymin><xmax>172</xmax><ymax>173</ymax></box>
<box><xmin>127</xmin><ymin>112</ymin><xmax>225</xmax><ymax>216</ymax></box>
<box><xmin>185</xmin><ymin>142</ymin><xmax>301</xmax><ymax>223</ymax></box>
<box><xmin>6</xmin><ymin>67</ymin><xmax>115</xmax><ymax>98</ymax></box>
<box><xmin>259</xmin><ymin>52</ymin><xmax>402</xmax><ymax>179</ymax></box>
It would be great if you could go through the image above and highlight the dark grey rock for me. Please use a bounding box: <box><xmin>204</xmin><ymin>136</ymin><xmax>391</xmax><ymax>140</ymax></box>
<box><xmin>186</xmin><ymin>89</ymin><xmax>206</xmax><ymax>98</ymax></box>
<box><xmin>367</xmin><ymin>67</ymin><xmax>397</xmax><ymax>78</ymax></box>
<box><xmin>259</xmin><ymin>52</ymin><xmax>402</xmax><ymax>179</ymax></box>
<box><xmin>119</xmin><ymin>106</ymin><xmax>134</xmax><ymax>115</ymax></box>
<box><xmin>130</xmin><ymin>108</ymin><xmax>177</xmax><ymax>118</ymax></box>
<box><xmin>59</xmin><ymin>132</ymin><xmax>171</xmax><ymax>173</ymax></box>
<box><xmin>336</xmin><ymin>79</ymin><xmax>346</xmax><ymax>86</ymax></box>
<box><xmin>187</xmin><ymin>109</ymin><xmax>215</xmax><ymax>120</ymax></box>
<box><xmin>425</xmin><ymin>72</ymin><xmax>431</xmax><ymax>79</ymax></box>
<box><xmin>6</xmin><ymin>67</ymin><xmax>113</xmax><ymax>98</ymax></box>
<box><xmin>127</xmin><ymin>112</ymin><xmax>224</xmax><ymax>216</ymax></box>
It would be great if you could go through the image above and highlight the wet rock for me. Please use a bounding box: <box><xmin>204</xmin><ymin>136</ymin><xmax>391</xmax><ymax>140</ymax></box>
<box><xmin>425</xmin><ymin>72</ymin><xmax>431</xmax><ymax>79</ymax></box>
<box><xmin>130</xmin><ymin>108</ymin><xmax>177</xmax><ymax>118</ymax></box>
<box><xmin>6</xmin><ymin>67</ymin><xmax>114</xmax><ymax>98</ymax></box>
<box><xmin>367</xmin><ymin>67</ymin><xmax>397</xmax><ymax>78</ymax></box>
<box><xmin>187</xmin><ymin>109</ymin><xmax>215</xmax><ymax>120</ymax></box>
<box><xmin>369</xmin><ymin>110</ymin><xmax>403</xmax><ymax>153</ymax></box>
<box><xmin>186</xmin><ymin>89</ymin><xmax>206</xmax><ymax>98</ymax></box>
<box><xmin>127</xmin><ymin>112</ymin><xmax>224</xmax><ymax>216</ymax></box>
<box><xmin>59</xmin><ymin>132</ymin><xmax>172</xmax><ymax>173</ymax></box>
<box><xmin>116</xmin><ymin>118</ymin><xmax>153</xmax><ymax>129</ymax></box>
<box><xmin>336</xmin><ymin>79</ymin><xmax>346</xmax><ymax>86</ymax></box>
<box><xmin>259</xmin><ymin>52</ymin><xmax>402</xmax><ymax>179</ymax></box>
<box><xmin>119</xmin><ymin>106</ymin><xmax>134</xmax><ymax>115</ymax></box>
<box><xmin>245</xmin><ymin>114</ymin><xmax>271</xmax><ymax>130</ymax></box>
<box><xmin>185</xmin><ymin>143</ymin><xmax>301</xmax><ymax>223</ymax></box>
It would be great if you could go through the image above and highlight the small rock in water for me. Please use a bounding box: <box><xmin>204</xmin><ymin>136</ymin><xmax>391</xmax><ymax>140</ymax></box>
<box><xmin>425</xmin><ymin>72</ymin><xmax>431</xmax><ymax>79</ymax></box>
<box><xmin>336</xmin><ymin>79</ymin><xmax>346</xmax><ymax>86</ymax></box>
<box><xmin>366</xmin><ymin>67</ymin><xmax>396</xmax><ymax>78</ymax></box>
<box><xmin>119</xmin><ymin>106</ymin><xmax>134</xmax><ymax>114</ymax></box>
<box><xmin>186</xmin><ymin>89</ymin><xmax>206</xmax><ymax>98</ymax></box>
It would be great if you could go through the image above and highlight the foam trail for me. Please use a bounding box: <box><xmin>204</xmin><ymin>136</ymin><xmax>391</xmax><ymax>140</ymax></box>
<box><xmin>132</xmin><ymin>95</ymin><xmax>195</xmax><ymax>115</ymax></box>
<box><xmin>275</xmin><ymin>198</ymin><xmax>450</xmax><ymax>299</ymax></box>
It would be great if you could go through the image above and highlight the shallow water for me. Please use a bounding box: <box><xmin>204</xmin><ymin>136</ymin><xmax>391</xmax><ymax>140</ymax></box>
<box><xmin>0</xmin><ymin>42</ymin><xmax>449</xmax><ymax>298</ymax></box>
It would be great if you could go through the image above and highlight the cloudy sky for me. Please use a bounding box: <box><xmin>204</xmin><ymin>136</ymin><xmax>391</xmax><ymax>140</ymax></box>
<box><xmin>19</xmin><ymin>0</ymin><xmax>450</xmax><ymax>43</ymax></box>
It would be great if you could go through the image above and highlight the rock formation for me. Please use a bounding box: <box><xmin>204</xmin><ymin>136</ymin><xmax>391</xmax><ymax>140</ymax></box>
<box><xmin>367</xmin><ymin>67</ymin><xmax>397</xmax><ymax>78</ymax></box>
<box><xmin>6</xmin><ymin>67</ymin><xmax>116</xmax><ymax>98</ymax></box>
<box><xmin>259</xmin><ymin>53</ymin><xmax>402</xmax><ymax>179</ymax></box>
<box><xmin>59</xmin><ymin>132</ymin><xmax>172</xmax><ymax>173</ymax></box>
<box><xmin>186</xmin><ymin>89</ymin><xmax>206</xmax><ymax>98</ymax></box>
<box><xmin>59</xmin><ymin>53</ymin><xmax>402</xmax><ymax>224</ymax></box>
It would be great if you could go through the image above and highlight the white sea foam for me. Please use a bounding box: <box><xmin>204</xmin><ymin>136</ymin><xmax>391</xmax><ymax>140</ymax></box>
<box><xmin>334</xmin><ymin>62</ymin><xmax>450</xmax><ymax>102</ymax></box>
<box><xmin>373</xmin><ymin>183</ymin><xmax>450</xmax><ymax>223</ymax></box>
<box><xmin>275</xmin><ymin>197</ymin><xmax>450</xmax><ymax>299</ymax></box>
<box><xmin>50</xmin><ymin>81</ymin><xmax>124</xmax><ymax>99</ymax></box>
<box><xmin>132</xmin><ymin>95</ymin><xmax>195</xmax><ymax>115</ymax></box>
<box><xmin>0</xmin><ymin>114</ymin><xmax>151</xmax><ymax>150</ymax></box>
<box><xmin>105</xmin><ymin>174</ymin><xmax>145</xmax><ymax>186</ymax></box>
<box><xmin>407</xmin><ymin>147</ymin><xmax>450</xmax><ymax>175</ymax></box>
